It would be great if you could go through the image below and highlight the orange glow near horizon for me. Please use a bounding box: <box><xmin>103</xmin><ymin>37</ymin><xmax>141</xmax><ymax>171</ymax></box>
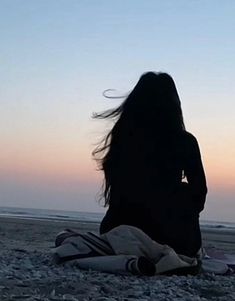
<box><xmin>0</xmin><ymin>140</ymin><xmax>101</xmax><ymax>185</ymax></box>
<box><xmin>1</xmin><ymin>148</ymin><xmax>234</xmax><ymax>195</ymax></box>
<box><xmin>202</xmin><ymin>143</ymin><xmax>235</xmax><ymax>193</ymax></box>
<box><xmin>1</xmin><ymin>124</ymin><xmax>234</xmax><ymax>194</ymax></box>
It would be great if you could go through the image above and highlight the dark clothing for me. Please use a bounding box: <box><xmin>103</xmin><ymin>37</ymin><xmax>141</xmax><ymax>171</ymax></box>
<box><xmin>100</xmin><ymin>131</ymin><xmax>207</xmax><ymax>257</ymax></box>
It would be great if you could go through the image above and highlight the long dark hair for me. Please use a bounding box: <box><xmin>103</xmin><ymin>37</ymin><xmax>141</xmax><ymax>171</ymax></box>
<box><xmin>93</xmin><ymin>72</ymin><xmax>186</xmax><ymax>206</ymax></box>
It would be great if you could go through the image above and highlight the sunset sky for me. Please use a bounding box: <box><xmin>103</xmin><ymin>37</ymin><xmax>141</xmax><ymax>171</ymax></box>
<box><xmin>0</xmin><ymin>1</ymin><xmax>234</xmax><ymax>222</ymax></box>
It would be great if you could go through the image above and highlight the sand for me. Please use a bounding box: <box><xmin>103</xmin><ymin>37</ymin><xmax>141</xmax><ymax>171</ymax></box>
<box><xmin>0</xmin><ymin>217</ymin><xmax>234</xmax><ymax>301</ymax></box>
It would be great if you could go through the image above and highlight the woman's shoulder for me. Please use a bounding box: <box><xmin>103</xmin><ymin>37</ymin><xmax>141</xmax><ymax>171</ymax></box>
<box><xmin>174</xmin><ymin>131</ymin><xmax>200</xmax><ymax>153</ymax></box>
<box><xmin>181</xmin><ymin>131</ymin><xmax>199</xmax><ymax>144</ymax></box>
<box><xmin>180</xmin><ymin>131</ymin><xmax>201</xmax><ymax>157</ymax></box>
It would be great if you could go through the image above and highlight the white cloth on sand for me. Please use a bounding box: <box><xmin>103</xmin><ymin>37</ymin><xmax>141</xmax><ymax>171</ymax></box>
<box><xmin>54</xmin><ymin>225</ymin><xmax>198</xmax><ymax>275</ymax></box>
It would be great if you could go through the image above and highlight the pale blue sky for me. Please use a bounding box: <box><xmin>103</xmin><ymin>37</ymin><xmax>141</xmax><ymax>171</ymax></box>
<box><xmin>0</xmin><ymin>1</ymin><xmax>235</xmax><ymax>221</ymax></box>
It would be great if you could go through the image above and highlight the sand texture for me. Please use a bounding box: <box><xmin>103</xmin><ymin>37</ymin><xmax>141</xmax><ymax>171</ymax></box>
<box><xmin>0</xmin><ymin>217</ymin><xmax>234</xmax><ymax>301</ymax></box>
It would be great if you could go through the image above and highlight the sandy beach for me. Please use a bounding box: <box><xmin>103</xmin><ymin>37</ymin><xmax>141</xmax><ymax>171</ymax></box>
<box><xmin>0</xmin><ymin>216</ymin><xmax>234</xmax><ymax>301</ymax></box>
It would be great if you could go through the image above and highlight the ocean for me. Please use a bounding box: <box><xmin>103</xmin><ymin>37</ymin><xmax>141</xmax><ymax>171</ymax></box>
<box><xmin>0</xmin><ymin>206</ymin><xmax>104</xmax><ymax>223</ymax></box>
<box><xmin>0</xmin><ymin>206</ymin><xmax>234</xmax><ymax>231</ymax></box>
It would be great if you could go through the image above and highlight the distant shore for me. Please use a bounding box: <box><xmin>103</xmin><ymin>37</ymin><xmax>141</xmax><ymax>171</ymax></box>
<box><xmin>0</xmin><ymin>216</ymin><xmax>234</xmax><ymax>300</ymax></box>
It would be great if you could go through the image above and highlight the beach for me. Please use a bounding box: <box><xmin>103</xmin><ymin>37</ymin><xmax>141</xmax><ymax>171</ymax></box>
<box><xmin>0</xmin><ymin>216</ymin><xmax>234</xmax><ymax>301</ymax></box>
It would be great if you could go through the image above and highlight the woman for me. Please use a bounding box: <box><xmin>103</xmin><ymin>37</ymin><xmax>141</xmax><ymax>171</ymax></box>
<box><xmin>93</xmin><ymin>72</ymin><xmax>207</xmax><ymax>257</ymax></box>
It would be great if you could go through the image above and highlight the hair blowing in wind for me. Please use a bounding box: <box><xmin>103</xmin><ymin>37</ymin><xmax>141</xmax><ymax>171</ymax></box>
<box><xmin>93</xmin><ymin>72</ymin><xmax>186</xmax><ymax>206</ymax></box>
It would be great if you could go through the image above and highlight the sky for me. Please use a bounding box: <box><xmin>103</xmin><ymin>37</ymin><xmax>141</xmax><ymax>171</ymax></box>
<box><xmin>0</xmin><ymin>0</ymin><xmax>234</xmax><ymax>222</ymax></box>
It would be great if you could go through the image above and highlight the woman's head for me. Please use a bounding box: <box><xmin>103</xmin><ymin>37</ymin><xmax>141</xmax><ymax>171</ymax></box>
<box><xmin>94</xmin><ymin>72</ymin><xmax>185</xmax><ymax>131</ymax></box>
<box><xmin>127</xmin><ymin>71</ymin><xmax>180</xmax><ymax>102</ymax></box>
<box><xmin>120</xmin><ymin>71</ymin><xmax>185</xmax><ymax>132</ymax></box>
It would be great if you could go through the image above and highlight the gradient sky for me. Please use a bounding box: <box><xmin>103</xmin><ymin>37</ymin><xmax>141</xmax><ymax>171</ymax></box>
<box><xmin>0</xmin><ymin>1</ymin><xmax>234</xmax><ymax>222</ymax></box>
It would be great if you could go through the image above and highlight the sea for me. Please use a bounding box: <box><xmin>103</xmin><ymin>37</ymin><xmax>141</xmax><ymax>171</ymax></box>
<box><xmin>0</xmin><ymin>206</ymin><xmax>234</xmax><ymax>231</ymax></box>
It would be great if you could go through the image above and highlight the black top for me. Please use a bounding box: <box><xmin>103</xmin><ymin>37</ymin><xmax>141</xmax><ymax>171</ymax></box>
<box><xmin>100</xmin><ymin>130</ymin><xmax>207</xmax><ymax>256</ymax></box>
<box><xmin>109</xmin><ymin>131</ymin><xmax>207</xmax><ymax>212</ymax></box>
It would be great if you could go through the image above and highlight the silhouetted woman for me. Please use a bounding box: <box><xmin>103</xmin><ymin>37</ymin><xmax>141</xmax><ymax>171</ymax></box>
<box><xmin>93</xmin><ymin>72</ymin><xmax>207</xmax><ymax>257</ymax></box>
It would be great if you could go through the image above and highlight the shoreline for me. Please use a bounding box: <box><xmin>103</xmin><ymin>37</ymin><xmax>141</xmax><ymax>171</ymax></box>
<box><xmin>0</xmin><ymin>206</ymin><xmax>234</xmax><ymax>227</ymax></box>
<box><xmin>0</xmin><ymin>216</ymin><xmax>235</xmax><ymax>253</ymax></box>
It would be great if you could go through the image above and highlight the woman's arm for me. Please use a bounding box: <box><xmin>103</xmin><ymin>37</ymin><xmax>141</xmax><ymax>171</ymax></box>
<box><xmin>184</xmin><ymin>134</ymin><xmax>208</xmax><ymax>213</ymax></box>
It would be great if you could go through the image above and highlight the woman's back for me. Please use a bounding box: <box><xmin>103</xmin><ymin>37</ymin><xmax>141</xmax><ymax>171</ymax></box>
<box><xmin>107</xmin><ymin>129</ymin><xmax>205</xmax><ymax>200</ymax></box>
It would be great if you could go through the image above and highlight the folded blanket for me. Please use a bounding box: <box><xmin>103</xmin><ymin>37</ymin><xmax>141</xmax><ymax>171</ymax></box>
<box><xmin>53</xmin><ymin>225</ymin><xmax>199</xmax><ymax>275</ymax></box>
